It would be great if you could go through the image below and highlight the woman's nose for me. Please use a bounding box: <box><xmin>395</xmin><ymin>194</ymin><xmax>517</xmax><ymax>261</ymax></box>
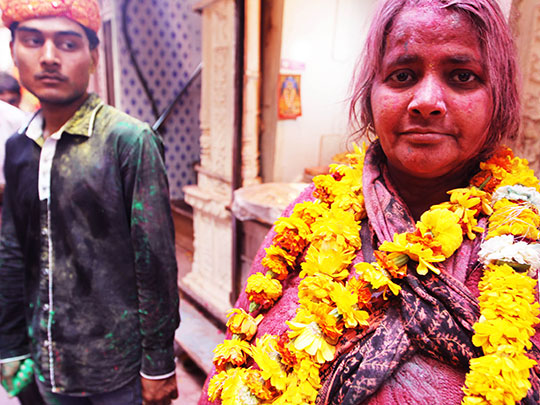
<box><xmin>40</xmin><ymin>40</ymin><xmax>60</xmax><ymax>66</ymax></box>
<box><xmin>407</xmin><ymin>75</ymin><xmax>447</xmax><ymax>118</ymax></box>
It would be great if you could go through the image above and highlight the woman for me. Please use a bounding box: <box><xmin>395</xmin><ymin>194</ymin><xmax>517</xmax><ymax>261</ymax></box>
<box><xmin>200</xmin><ymin>0</ymin><xmax>540</xmax><ymax>403</ymax></box>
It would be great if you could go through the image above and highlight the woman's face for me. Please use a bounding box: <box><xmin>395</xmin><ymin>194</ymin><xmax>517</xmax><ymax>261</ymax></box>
<box><xmin>370</xmin><ymin>7</ymin><xmax>492</xmax><ymax>181</ymax></box>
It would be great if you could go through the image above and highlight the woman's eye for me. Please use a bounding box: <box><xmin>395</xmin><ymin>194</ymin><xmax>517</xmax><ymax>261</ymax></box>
<box><xmin>387</xmin><ymin>70</ymin><xmax>414</xmax><ymax>85</ymax></box>
<box><xmin>452</xmin><ymin>71</ymin><xmax>476</xmax><ymax>84</ymax></box>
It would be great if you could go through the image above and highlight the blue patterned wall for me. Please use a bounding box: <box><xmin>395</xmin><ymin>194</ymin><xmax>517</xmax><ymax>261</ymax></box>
<box><xmin>115</xmin><ymin>0</ymin><xmax>202</xmax><ymax>200</ymax></box>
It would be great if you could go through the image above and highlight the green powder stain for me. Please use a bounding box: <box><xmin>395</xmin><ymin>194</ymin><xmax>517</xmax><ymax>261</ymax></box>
<box><xmin>121</xmin><ymin>310</ymin><xmax>129</xmax><ymax>319</ymax></box>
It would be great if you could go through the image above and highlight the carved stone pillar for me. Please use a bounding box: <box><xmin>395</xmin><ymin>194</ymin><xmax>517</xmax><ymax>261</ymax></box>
<box><xmin>511</xmin><ymin>0</ymin><xmax>540</xmax><ymax>172</ymax></box>
<box><xmin>183</xmin><ymin>0</ymin><xmax>237</xmax><ymax>319</ymax></box>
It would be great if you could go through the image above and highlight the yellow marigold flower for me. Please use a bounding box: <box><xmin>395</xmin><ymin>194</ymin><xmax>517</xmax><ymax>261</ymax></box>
<box><xmin>272</xmin><ymin>371</ymin><xmax>319</xmax><ymax>405</ymax></box>
<box><xmin>313</xmin><ymin>173</ymin><xmax>349</xmax><ymax>204</ymax></box>
<box><xmin>251</xmin><ymin>334</ymin><xmax>288</xmax><ymax>391</ymax></box>
<box><xmin>220</xmin><ymin>367</ymin><xmax>260</xmax><ymax>405</ymax></box>
<box><xmin>245</xmin><ymin>272</ymin><xmax>283</xmax><ymax>309</ymax></box>
<box><xmin>292</xmin><ymin>201</ymin><xmax>327</xmax><ymax>227</ymax></box>
<box><xmin>332</xmin><ymin>192</ymin><xmax>366</xmax><ymax>221</ymax></box>
<box><xmin>208</xmin><ymin>369</ymin><xmax>232</xmax><ymax>402</ymax></box>
<box><xmin>501</xmin><ymin>155</ymin><xmax>540</xmax><ymax>191</ymax></box>
<box><xmin>379</xmin><ymin>232</ymin><xmax>445</xmax><ymax>275</ymax></box>
<box><xmin>213</xmin><ymin>338</ymin><xmax>253</xmax><ymax>372</ymax></box>
<box><xmin>287</xmin><ymin>312</ymin><xmax>336</xmax><ymax>363</ymax></box>
<box><xmin>273</xmin><ymin>216</ymin><xmax>310</xmax><ymax>255</ymax></box>
<box><xmin>244</xmin><ymin>369</ymin><xmax>277</xmax><ymax>401</ymax></box>
<box><xmin>226</xmin><ymin>308</ymin><xmax>263</xmax><ymax>341</ymax></box>
<box><xmin>354</xmin><ymin>262</ymin><xmax>401</xmax><ymax>297</ymax></box>
<box><xmin>297</xmin><ymin>275</ymin><xmax>334</xmax><ymax>303</ymax></box>
<box><xmin>472</xmin><ymin>264</ymin><xmax>539</xmax><ymax>353</ymax></box>
<box><xmin>300</xmin><ymin>244</ymin><xmax>355</xmax><ymax>281</ymax></box>
<box><xmin>435</xmin><ymin>187</ymin><xmax>491</xmax><ymax>239</ymax></box>
<box><xmin>330</xmin><ymin>282</ymin><xmax>370</xmax><ymax>328</ymax></box>
<box><xmin>310</xmin><ymin>206</ymin><xmax>362</xmax><ymax>249</ymax></box>
<box><xmin>462</xmin><ymin>353</ymin><xmax>536</xmax><ymax>405</ymax></box>
<box><xmin>488</xmin><ymin>200</ymin><xmax>540</xmax><ymax>240</ymax></box>
<box><xmin>465</xmin><ymin>263</ymin><xmax>540</xmax><ymax>405</ymax></box>
<box><xmin>417</xmin><ymin>208</ymin><xmax>463</xmax><ymax>257</ymax></box>
<box><xmin>262</xmin><ymin>245</ymin><xmax>296</xmax><ymax>280</ymax></box>
<box><xmin>349</xmin><ymin>142</ymin><xmax>367</xmax><ymax>163</ymax></box>
<box><xmin>301</xmin><ymin>301</ymin><xmax>343</xmax><ymax>341</ymax></box>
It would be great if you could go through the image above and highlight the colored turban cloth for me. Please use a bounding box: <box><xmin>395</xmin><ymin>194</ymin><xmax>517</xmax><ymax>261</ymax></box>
<box><xmin>0</xmin><ymin>0</ymin><xmax>101</xmax><ymax>33</ymax></box>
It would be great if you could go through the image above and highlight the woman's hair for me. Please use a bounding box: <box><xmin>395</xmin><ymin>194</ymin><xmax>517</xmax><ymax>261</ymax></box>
<box><xmin>350</xmin><ymin>0</ymin><xmax>520</xmax><ymax>154</ymax></box>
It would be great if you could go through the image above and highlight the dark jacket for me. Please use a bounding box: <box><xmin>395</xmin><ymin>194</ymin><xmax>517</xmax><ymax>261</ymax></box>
<box><xmin>0</xmin><ymin>94</ymin><xmax>180</xmax><ymax>394</ymax></box>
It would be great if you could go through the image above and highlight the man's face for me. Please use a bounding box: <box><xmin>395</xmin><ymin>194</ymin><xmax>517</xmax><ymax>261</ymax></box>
<box><xmin>0</xmin><ymin>90</ymin><xmax>21</xmax><ymax>107</ymax></box>
<box><xmin>10</xmin><ymin>16</ymin><xmax>98</xmax><ymax>107</ymax></box>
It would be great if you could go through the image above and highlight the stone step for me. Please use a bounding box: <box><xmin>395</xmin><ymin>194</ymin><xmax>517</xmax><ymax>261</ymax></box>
<box><xmin>175</xmin><ymin>297</ymin><xmax>225</xmax><ymax>376</ymax></box>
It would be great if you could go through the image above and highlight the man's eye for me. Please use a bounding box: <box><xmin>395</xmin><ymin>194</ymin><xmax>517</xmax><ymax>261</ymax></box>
<box><xmin>22</xmin><ymin>37</ymin><xmax>42</xmax><ymax>46</ymax></box>
<box><xmin>58</xmin><ymin>40</ymin><xmax>78</xmax><ymax>51</ymax></box>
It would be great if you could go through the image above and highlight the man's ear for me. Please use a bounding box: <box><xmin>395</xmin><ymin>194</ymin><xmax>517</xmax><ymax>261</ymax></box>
<box><xmin>90</xmin><ymin>48</ymin><xmax>99</xmax><ymax>74</ymax></box>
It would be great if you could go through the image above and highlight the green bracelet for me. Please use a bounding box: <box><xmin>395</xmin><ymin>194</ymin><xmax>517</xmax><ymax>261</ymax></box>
<box><xmin>1</xmin><ymin>358</ymin><xmax>35</xmax><ymax>397</ymax></box>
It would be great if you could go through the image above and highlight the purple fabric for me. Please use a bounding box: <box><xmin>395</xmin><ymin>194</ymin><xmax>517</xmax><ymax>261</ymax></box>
<box><xmin>199</xmin><ymin>141</ymin><xmax>540</xmax><ymax>405</ymax></box>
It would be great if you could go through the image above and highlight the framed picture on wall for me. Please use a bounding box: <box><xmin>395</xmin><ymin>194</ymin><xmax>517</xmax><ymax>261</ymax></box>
<box><xmin>278</xmin><ymin>74</ymin><xmax>302</xmax><ymax>119</ymax></box>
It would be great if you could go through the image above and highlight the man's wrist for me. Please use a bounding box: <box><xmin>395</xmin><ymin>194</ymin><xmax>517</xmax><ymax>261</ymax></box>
<box><xmin>140</xmin><ymin>369</ymin><xmax>176</xmax><ymax>380</ymax></box>
<box><xmin>0</xmin><ymin>354</ymin><xmax>30</xmax><ymax>364</ymax></box>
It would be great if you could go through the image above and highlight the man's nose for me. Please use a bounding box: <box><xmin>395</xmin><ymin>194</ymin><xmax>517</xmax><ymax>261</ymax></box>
<box><xmin>40</xmin><ymin>40</ymin><xmax>60</xmax><ymax>67</ymax></box>
<box><xmin>407</xmin><ymin>75</ymin><xmax>447</xmax><ymax>118</ymax></box>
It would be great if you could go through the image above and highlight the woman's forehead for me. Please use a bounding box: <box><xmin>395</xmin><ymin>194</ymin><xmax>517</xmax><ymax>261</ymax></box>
<box><xmin>385</xmin><ymin>7</ymin><xmax>479</xmax><ymax>51</ymax></box>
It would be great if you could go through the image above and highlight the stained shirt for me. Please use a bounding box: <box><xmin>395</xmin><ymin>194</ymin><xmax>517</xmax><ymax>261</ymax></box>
<box><xmin>0</xmin><ymin>94</ymin><xmax>180</xmax><ymax>394</ymax></box>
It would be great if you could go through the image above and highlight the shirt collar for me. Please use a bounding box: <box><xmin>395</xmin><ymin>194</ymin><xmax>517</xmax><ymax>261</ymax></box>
<box><xmin>24</xmin><ymin>93</ymin><xmax>104</xmax><ymax>146</ymax></box>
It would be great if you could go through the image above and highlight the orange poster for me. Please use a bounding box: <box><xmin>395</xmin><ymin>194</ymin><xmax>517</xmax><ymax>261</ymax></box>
<box><xmin>278</xmin><ymin>74</ymin><xmax>302</xmax><ymax>119</ymax></box>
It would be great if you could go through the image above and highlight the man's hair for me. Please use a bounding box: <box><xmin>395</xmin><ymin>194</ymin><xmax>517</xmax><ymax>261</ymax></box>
<box><xmin>349</xmin><ymin>0</ymin><xmax>519</xmax><ymax>158</ymax></box>
<box><xmin>10</xmin><ymin>22</ymin><xmax>100</xmax><ymax>50</ymax></box>
<box><xmin>0</xmin><ymin>71</ymin><xmax>21</xmax><ymax>94</ymax></box>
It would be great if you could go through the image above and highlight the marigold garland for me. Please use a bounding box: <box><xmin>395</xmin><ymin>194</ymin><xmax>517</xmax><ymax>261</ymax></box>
<box><xmin>208</xmin><ymin>144</ymin><xmax>540</xmax><ymax>405</ymax></box>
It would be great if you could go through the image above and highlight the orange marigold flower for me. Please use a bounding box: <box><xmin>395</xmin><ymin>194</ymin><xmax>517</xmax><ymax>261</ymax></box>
<box><xmin>346</xmin><ymin>277</ymin><xmax>373</xmax><ymax>309</ymax></box>
<box><xmin>245</xmin><ymin>272</ymin><xmax>283</xmax><ymax>309</ymax></box>
<box><xmin>262</xmin><ymin>245</ymin><xmax>296</xmax><ymax>280</ymax></box>
<box><xmin>305</xmin><ymin>302</ymin><xmax>343</xmax><ymax>341</ymax></box>
<box><xmin>212</xmin><ymin>338</ymin><xmax>252</xmax><ymax>372</ymax></box>
<box><xmin>226</xmin><ymin>308</ymin><xmax>263</xmax><ymax>340</ymax></box>
<box><xmin>245</xmin><ymin>369</ymin><xmax>278</xmax><ymax>401</ymax></box>
<box><xmin>470</xmin><ymin>170</ymin><xmax>500</xmax><ymax>193</ymax></box>
<box><xmin>273</xmin><ymin>217</ymin><xmax>310</xmax><ymax>256</ymax></box>
<box><xmin>292</xmin><ymin>201</ymin><xmax>327</xmax><ymax>227</ymax></box>
<box><xmin>374</xmin><ymin>251</ymin><xmax>408</xmax><ymax>279</ymax></box>
<box><xmin>276</xmin><ymin>333</ymin><xmax>297</xmax><ymax>368</ymax></box>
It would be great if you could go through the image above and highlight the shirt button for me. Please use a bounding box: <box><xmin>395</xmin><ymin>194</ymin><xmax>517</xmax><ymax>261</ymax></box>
<box><xmin>44</xmin><ymin>340</ymin><xmax>50</xmax><ymax>347</ymax></box>
<box><xmin>43</xmin><ymin>268</ymin><xmax>49</xmax><ymax>275</ymax></box>
<box><xmin>43</xmin><ymin>304</ymin><xmax>49</xmax><ymax>311</ymax></box>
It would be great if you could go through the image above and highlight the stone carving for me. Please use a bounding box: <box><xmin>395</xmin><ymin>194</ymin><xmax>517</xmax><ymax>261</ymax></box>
<box><xmin>183</xmin><ymin>0</ymin><xmax>237</xmax><ymax>316</ymax></box>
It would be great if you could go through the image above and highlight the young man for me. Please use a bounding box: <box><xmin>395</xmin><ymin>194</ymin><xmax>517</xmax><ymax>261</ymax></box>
<box><xmin>0</xmin><ymin>1</ymin><xmax>180</xmax><ymax>404</ymax></box>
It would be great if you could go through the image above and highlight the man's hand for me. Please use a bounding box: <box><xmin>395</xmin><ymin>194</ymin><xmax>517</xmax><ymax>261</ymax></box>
<box><xmin>0</xmin><ymin>360</ymin><xmax>21</xmax><ymax>395</ymax></box>
<box><xmin>141</xmin><ymin>374</ymin><xmax>178</xmax><ymax>405</ymax></box>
